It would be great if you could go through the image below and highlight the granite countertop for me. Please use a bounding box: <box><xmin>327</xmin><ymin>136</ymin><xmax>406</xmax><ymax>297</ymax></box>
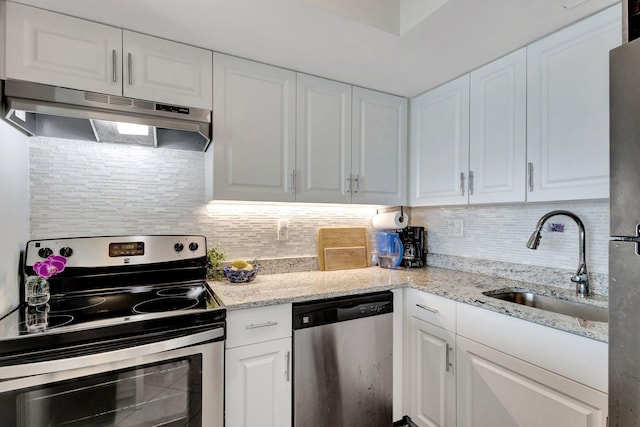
<box><xmin>208</xmin><ymin>266</ymin><xmax>609</xmax><ymax>343</ymax></box>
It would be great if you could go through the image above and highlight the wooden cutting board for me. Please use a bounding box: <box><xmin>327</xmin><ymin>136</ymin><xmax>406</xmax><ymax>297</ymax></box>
<box><xmin>317</xmin><ymin>227</ymin><xmax>370</xmax><ymax>271</ymax></box>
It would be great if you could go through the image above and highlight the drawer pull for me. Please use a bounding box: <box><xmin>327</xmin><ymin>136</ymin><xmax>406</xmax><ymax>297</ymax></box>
<box><xmin>416</xmin><ymin>303</ymin><xmax>439</xmax><ymax>314</ymax></box>
<box><xmin>446</xmin><ymin>343</ymin><xmax>453</xmax><ymax>372</ymax></box>
<box><xmin>246</xmin><ymin>321</ymin><xmax>278</xmax><ymax>330</ymax></box>
<box><xmin>128</xmin><ymin>52</ymin><xmax>133</xmax><ymax>85</ymax></box>
<box><xmin>111</xmin><ymin>49</ymin><xmax>117</xmax><ymax>83</ymax></box>
<box><xmin>285</xmin><ymin>351</ymin><xmax>291</xmax><ymax>382</ymax></box>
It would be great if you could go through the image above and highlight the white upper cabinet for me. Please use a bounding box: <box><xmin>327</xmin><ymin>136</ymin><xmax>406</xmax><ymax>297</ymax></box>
<box><xmin>209</xmin><ymin>53</ymin><xmax>296</xmax><ymax>202</ymax></box>
<box><xmin>5</xmin><ymin>2</ymin><xmax>213</xmax><ymax>109</ymax></box>
<box><xmin>295</xmin><ymin>74</ymin><xmax>352</xmax><ymax>204</ymax></box>
<box><xmin>352</xmin><ymin>87</ymin><xmax>408</xmax><ymax>206</ymax></box>
<box><xmin>469</xmin><ymin>48</ymin><xmax>527</xmax><ymax>204</ymax></box>
<box><xmin>6</xmin><ymin>2</ymin><xmax>122</xmax><ymax>95</ymax></box>
<box><xmin>209</xmin><ymin>59</ymin><xmax>407</xmax><ymax>205</ymax></box>
<box><xmin>526</xmin><ymin>5</ymin><xmax>621</xmax><ymax>202</ymax></box>
<box><xmin>123</xmin><ymin>31</ymin><xmax>212</xmax><ymax>109</ymax></box>
<box><xmin>410</xmin><ymin>5</ymin><xmax>620</xmax><ymax>207</ymax></box>
<box><xmin>410</xmin><ymin>50</ymin><xmax>525</xmax><ymax>207</ymax></box>
<box><xmin>410</xmin><ymin>75</ymin><xmax>470</xmax><ymax>206</ymax></box>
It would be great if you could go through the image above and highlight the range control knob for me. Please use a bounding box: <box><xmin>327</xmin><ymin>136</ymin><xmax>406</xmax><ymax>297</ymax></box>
<box><xmin>174</xmin><ymin>243</ymin><xmax>184</xmax><ymax>252</ymax></box>
<box><xmin>188</xmin><ymin>242</ymin><xmax>199</xmax><ymax>251</ymax></box>
<box><xmin>38</xmin><ymin>247</ymin><xmax>53</xmax><ymax>258</ymax></box>
<box><xmin>59</xmin><ymin>247</ymin><xmax>73</xmax><ymax>257</ymax></box>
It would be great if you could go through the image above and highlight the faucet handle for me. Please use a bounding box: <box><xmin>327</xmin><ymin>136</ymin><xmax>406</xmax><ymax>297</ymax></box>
<box><xmin>571</xmin><ymin>263</ymin><xmax>590</xmax><ymax>296</ymax></box>
<box><xmin>571</xmin><ymin>274</ymin><xmax>587</xmax><ymax>283</ymax></box>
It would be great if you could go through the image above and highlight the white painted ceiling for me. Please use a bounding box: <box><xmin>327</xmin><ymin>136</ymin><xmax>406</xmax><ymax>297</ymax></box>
<box><xmin>13</xmin><ymin>0</ymin><xmax>620</xmax><ymax>97</ymax></box>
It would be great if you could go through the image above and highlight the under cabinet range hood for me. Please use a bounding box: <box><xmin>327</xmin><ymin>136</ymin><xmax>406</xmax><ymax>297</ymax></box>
<box><xmin>1</xmin><ymin>80</ymin><xmax>212</xmax><ymax>151</ymax></box>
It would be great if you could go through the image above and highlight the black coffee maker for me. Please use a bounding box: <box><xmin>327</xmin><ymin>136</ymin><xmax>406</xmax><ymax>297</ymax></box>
<box><xmin>397</xmin><ymin>226</ymin><xmax>426</xmax><ymax>268</ymax></box>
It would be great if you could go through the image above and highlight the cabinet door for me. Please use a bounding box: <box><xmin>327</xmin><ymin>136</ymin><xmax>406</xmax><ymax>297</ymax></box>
<box><xmin>295</xmin><ymin>74</ymin><xmax>352</xmax><ymax>203</ymax></box>
<box><xmin>456</xmin><ymin>336</ymin><xmax>607</xmax><ymax>427</ymax></box>
<box><xmin>5</xmin><ymin>2</ymin><xmax>122</xmax><ymax>95</ymax></box>
<box><xmin>225</xmin><ymin>337</ymin><xmax>292</xmax><ymax>427</ymax></box>
<box><xmin>469</xmin><ymin>48</ymin><xmax>526</xmax><ymax>204</ymax></box>
<box><xmin>526</xmin><ymin>5</ymin><xmax>621</xmax><ymax>202</ymax></box>
<box><xmin>408</xmin><ymin>317</ymin><xmax>456</xmax><ymax>427</ymax></box>
<box><xmin>123</xmin><ymin>31</ymin><xmax>212</xmax><ymax>109</ymax></box>
<box><xmin>352</xmin><ymin>87</ymin><xmax>408</xmax><ymax>205</ymax></box>
<box><xmin>410</xmin><ymin>75</ymin><xmax>470</xmax><ymax>206</ymax></box>
<box><xmin>209</xmin><ymin>53</ymin><xmax>296</xmax><ymax>202</ymax></box>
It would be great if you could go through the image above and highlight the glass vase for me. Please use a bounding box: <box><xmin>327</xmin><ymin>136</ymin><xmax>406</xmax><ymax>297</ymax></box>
<box><xmin>26</xmin><ymin>275</ymin><xmax>50</xmax><ymax>306</ymax></box>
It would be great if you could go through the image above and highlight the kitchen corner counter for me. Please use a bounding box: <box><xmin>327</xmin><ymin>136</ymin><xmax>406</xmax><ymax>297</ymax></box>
<box><xmin>208</xmin><ymin>266</ymin><xmax>609</xmax><ymax>343</ymax></box>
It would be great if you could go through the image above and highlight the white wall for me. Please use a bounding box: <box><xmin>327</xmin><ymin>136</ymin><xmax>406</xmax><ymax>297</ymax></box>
<box><xmin>0</xmin><ymin>121</ymin><xmax>29</xmax><ymax>317</ymax></box>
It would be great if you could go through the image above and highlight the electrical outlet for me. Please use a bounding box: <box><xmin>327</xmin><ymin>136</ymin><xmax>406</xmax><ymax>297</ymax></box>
<box><xmin>447</xmin><ymin>219</ymin><xmax>464</xmax><ymax>237</ymax></box>
<box><xmin>277</xmin><ymin>218</ymin><xmax>289</xmax><ymax>240</ymax></box>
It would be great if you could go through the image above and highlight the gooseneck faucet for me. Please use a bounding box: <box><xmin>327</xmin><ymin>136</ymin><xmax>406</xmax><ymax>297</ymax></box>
<box><xmin>526</xmin><ymin>210</ymin><xmax>590</xmax><ymax>296</ymax></box>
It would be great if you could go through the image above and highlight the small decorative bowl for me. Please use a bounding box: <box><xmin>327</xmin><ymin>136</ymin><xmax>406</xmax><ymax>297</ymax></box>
<box><xmin>223</xmin><ymin>265</ymin><xmax>259</xmax><ymax>283</ymax></box>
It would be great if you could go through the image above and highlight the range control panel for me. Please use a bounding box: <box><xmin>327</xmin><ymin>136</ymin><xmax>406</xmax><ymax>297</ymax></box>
<box><xmin>25</xmin><ymin>235</ymin><xmax>207</xmax><ymax>268</ymax></box>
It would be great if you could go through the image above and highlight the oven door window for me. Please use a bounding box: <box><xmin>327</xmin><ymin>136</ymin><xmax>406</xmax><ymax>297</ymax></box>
<box><xmin>2</xmin><ymin>355</ymin><xmax>202</xmax><ymax>427</ymax></box>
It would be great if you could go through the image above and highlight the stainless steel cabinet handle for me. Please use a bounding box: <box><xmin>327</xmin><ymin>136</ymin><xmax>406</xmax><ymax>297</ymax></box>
<box><xmin>468</xmin><ymin>170</ymin><xmax>474</xmax><ymax>196</ymax></box>
<box><xmin>460</xmin><ymin>172</ymin><xmax>465</xmax><ymax>196</ymax></box>
<box><xmin>246</xmin><ymin>321</ymin><xmax>278</xmax><ymax>329</ymax></box>
<box><xmin>285</xmin><ymin>351</ymin><xmax>291</xmax><ymax>382</ymax></box>
<box><xmin>416</xmin><ymin>303</ymin><xmax>438</xmax><ymax>314</ymax></box>
<box><xmin>346</xmin><ymin>175</ymin><xmax>352</xmax><ymax>195</ymax></box>
<box><xmin>446</xmin><ymin>343</ymin><xmax>453</xmax><ymax>372</ymax></box>
<box><xmin>290</xmin><ymin>170</ymin><xmax>296</xmax><ymax>194</ymax></box>
<box><xmin>111</xmin><ymin>49</ymin><xmax>117</xmax><ymax>83</ymax></box>
<box><xmin>528</xmin><ymin>162</ymin><xmax>534</xmax><ymax>192</ymax></box>
<box><xmin>354</xmin><ymin>174</ymin><xmax>360</xmax><ymax>196</ymax></box>
<box><xmin>127</xmin><ymin>52</ymin><xmax>133</xmax><ymax>85</ymax></box>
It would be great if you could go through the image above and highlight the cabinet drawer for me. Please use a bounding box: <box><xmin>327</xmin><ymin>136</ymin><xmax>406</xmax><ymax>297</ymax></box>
<box><xmin>406</xmin><ymin>288</ymin><xmax>456</xmax><ymax>332</ymax></box>
<box><xmin>227</xmin><ymin>304</ymin><xmax>292</xmax><ymax>348</ymax></box>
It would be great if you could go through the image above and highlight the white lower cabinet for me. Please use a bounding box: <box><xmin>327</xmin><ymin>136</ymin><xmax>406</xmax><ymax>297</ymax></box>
<box><xmin>408</xmin><ymin>316</ymin><xmax>456</xmax><ymax>427</ymax></box>
<box><xmin>456</xmin><ymin>335</ymin><xmax>607</xmax><ymax>427</ymax></box>
<box><xmin>404</xmin><ymin>291</ymin><xmax>608</xmax><ymax>427</ymax></box>
<box><xmin>405</xmin><ymin>289</ymin><xmax>457</xmax><ymax>427</ymax></box>
<box><xmin>225</xmin><ymin>304</ymin><xmax>292</xmax><ymax>427</ymax></box>
<box><xmin>225</xmin><ymin>337</ymin><xmax>292</xmax><ymax>427</ymax></box>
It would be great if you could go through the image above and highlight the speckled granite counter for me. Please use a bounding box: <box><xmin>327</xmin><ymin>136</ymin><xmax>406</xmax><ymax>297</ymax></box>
<box><xmin>208</xmin><ymin>266</ymin><xmax>608</xmax><ymax>343</ymax></box>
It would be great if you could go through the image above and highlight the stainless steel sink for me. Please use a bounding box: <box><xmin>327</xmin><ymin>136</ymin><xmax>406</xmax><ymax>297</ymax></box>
<box><xmin>483</xmin><ymin>290</ymin><xmax>608</xmax><ymax>323</ymax></box>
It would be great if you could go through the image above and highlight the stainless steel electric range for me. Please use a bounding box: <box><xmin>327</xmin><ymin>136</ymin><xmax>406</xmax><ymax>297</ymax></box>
<box><xmin>0</xmin><ymin>235</ymin><xmax>225</xmax><ymax>427</ymax></box>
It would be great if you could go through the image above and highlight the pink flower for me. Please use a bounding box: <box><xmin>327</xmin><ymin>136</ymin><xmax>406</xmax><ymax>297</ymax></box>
<box><xmin>33</xmin><ymin>255</ymin><xmax>67</xmax><ymax>279</ymax></box>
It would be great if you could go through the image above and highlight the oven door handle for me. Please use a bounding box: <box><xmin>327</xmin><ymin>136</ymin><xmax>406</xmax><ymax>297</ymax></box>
<box><xmin>0</xmin><ymin>326</ymin><xmax>224</xmax><ymax>381</ymax></box>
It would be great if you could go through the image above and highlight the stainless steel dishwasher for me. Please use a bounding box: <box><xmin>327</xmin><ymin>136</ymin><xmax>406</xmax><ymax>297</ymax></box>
<box><xmin>292</xmin><ymin>291</ymin><xmax>393</xmax><ymax>427</ymax></box>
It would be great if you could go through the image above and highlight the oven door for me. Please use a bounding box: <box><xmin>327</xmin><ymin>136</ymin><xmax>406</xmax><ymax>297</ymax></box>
<box><xmin>0</xmin><ymin>328</ymin><xmax>223</xmax><ymax>427</ymax></box>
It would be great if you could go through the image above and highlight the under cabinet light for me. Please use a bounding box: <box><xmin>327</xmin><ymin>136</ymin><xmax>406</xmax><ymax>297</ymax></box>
<box><xmin>116</xmin><ymin>122</ymin><xmax>150</xmax><ymax>136</ymax></box>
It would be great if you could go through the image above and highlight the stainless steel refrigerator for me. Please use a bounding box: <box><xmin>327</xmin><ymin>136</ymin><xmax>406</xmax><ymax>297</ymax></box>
<box><xmin>609</xmin><ymin>38</ymin><xmax>640</xmax><ymax>426</ymax></box>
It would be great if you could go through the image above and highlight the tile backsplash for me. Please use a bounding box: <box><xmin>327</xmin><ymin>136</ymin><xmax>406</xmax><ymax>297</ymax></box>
<box><xmin>29</xmin><ymin>137</ymin><xmax>610</xmax><ymax>284</ymax></box>
<box><xmin>411</xmin><ymin>201</ymin><xmax>609</xmax><ymax>275</ymax></box>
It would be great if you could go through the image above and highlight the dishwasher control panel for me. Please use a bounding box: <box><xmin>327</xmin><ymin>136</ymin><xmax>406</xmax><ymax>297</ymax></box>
<box><xmin>292</xmin><ymin>291</ymin><xmax>393</xmax><ymax>330</ymax></box>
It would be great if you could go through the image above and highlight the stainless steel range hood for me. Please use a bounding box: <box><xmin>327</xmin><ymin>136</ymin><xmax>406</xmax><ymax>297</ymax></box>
<box><xmin>2</xmin><ymin>80</ymin><xmax>212</xmax><ymax>151</ymax></box>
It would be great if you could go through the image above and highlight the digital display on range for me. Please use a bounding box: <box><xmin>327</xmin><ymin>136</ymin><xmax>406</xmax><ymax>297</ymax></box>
<box><xmin>109</xmin><ymin>242</ymin><xmax>145</xmax><ymax>257</ymax></box>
